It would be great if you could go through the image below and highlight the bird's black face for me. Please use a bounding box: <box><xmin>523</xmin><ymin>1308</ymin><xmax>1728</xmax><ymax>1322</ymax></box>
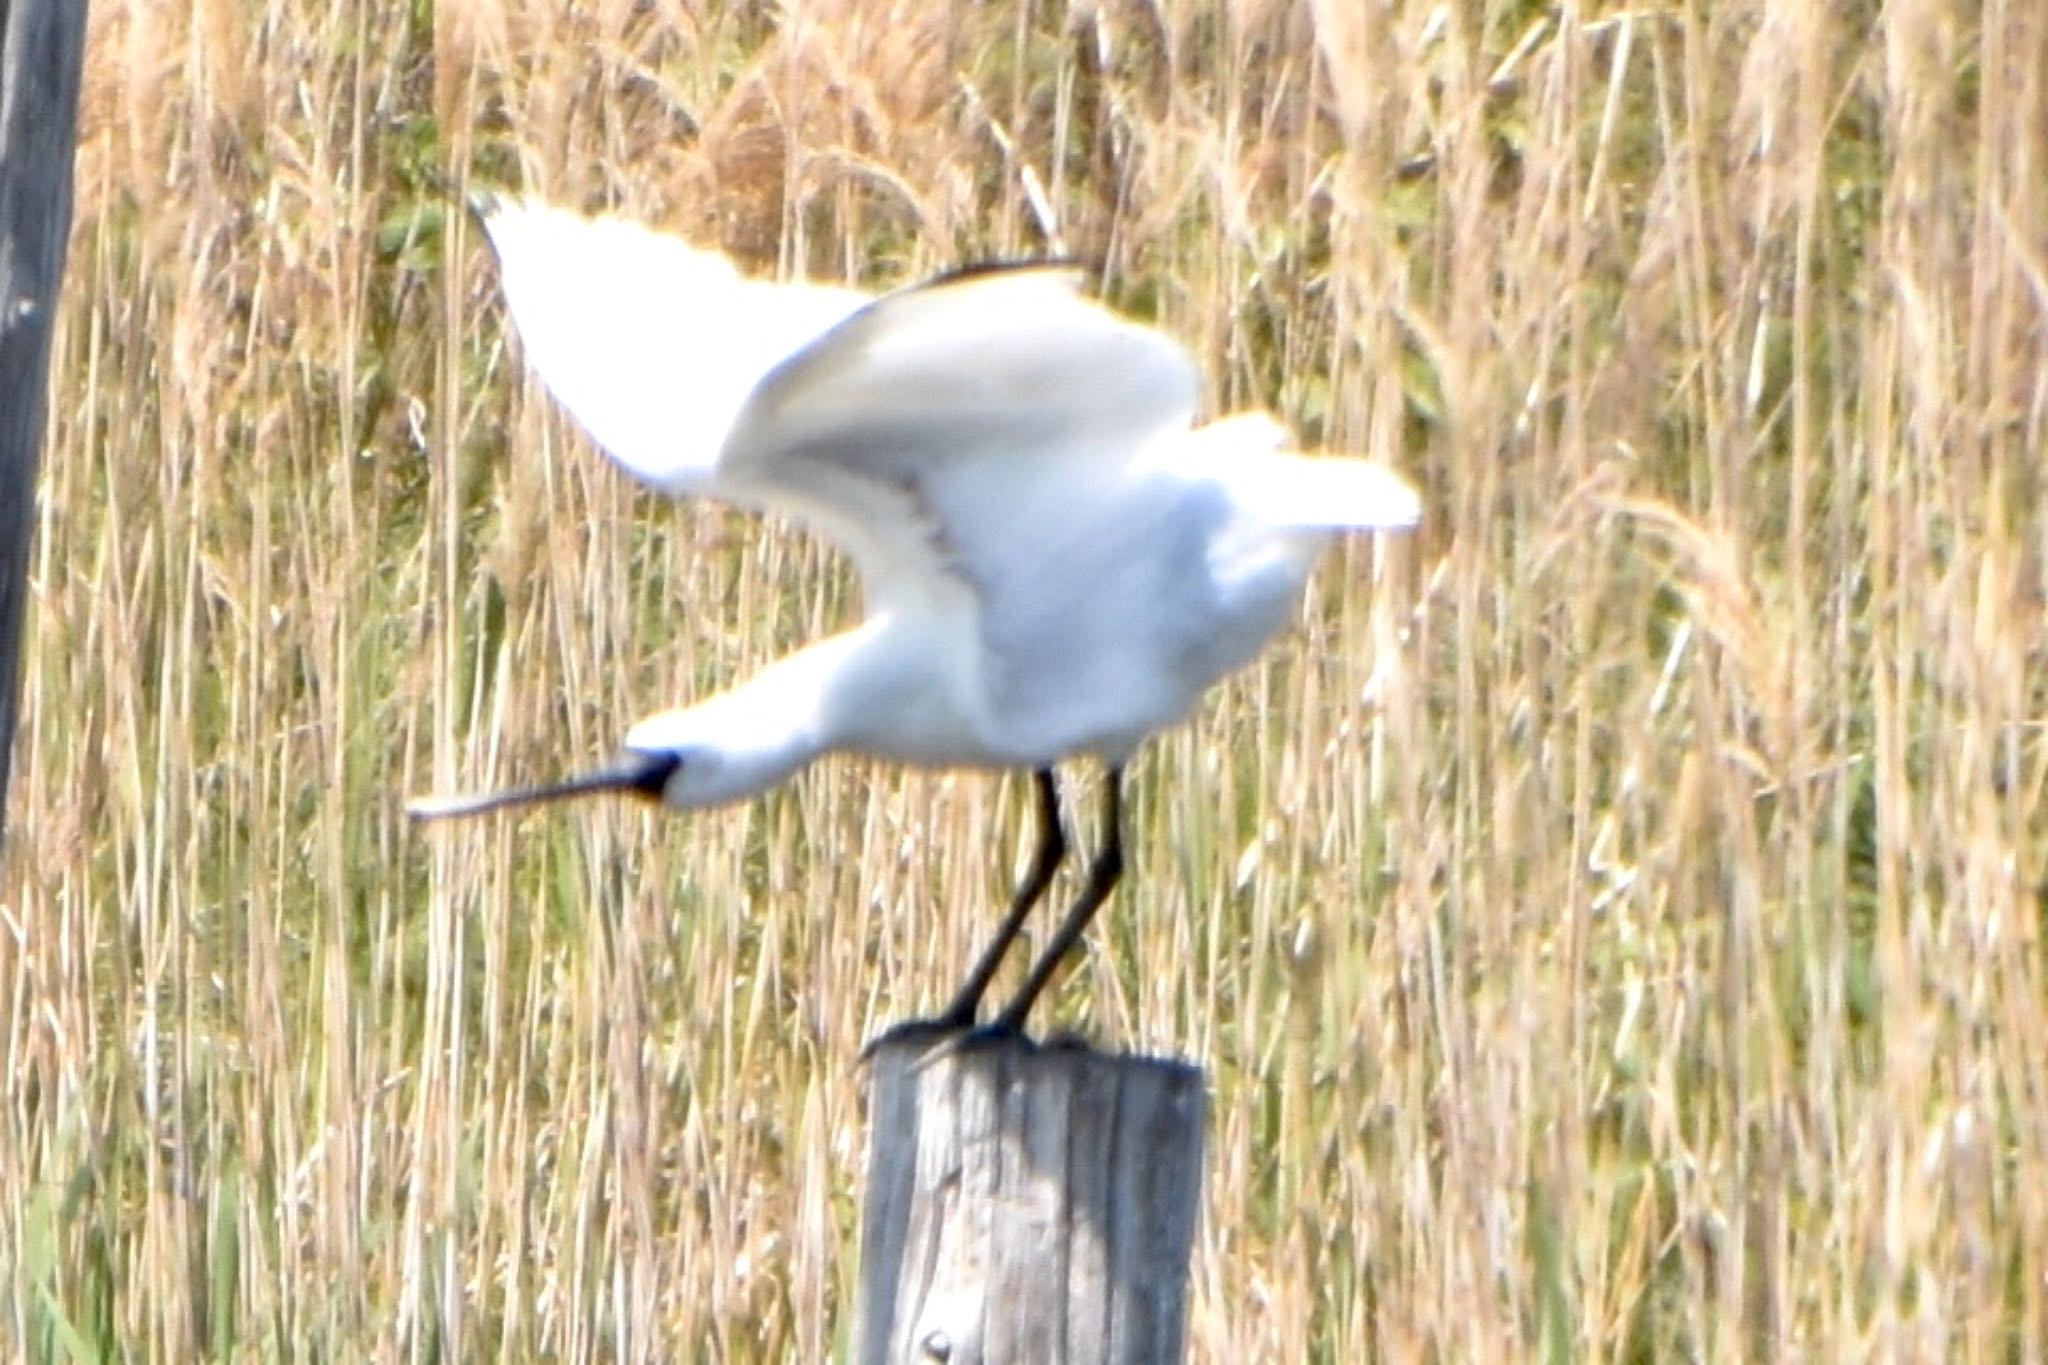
<box><xmin>620</xmin><ymin>749</ymin><xmax>684</xmax><ymax>801</ymax></box>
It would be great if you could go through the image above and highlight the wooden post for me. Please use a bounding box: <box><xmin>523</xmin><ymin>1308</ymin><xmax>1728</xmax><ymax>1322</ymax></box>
<box><xmin>855</xmin><ymin>1034</ymin><xmax>1207</xmax><ymax>1365</ymax></box>
<box><xmin>0</xmin><ymin>0</ymin><xmax>89</xmax><ymax>848</ymax></box>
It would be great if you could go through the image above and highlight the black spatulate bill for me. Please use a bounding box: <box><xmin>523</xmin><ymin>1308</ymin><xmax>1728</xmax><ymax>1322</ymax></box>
<box><xmin>407</xmin><ymin>751</ymin><xmax>681</xmax><ymax>820</ymax></box>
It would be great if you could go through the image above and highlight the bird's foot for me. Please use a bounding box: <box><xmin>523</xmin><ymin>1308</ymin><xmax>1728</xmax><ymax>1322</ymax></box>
<box><xmin>860</xmin><ymin>1011</ymin><xmax>1039</xmax><ymax>1068</ymax></box>
<box><xmin>905</xmin><ymin>1017</ymin><xmax>1038</xmax><ymax>1070</ymax></box>
<box><xmin>859</xmin><ymin>1009</ymin><xmax>976</xmax><ymax>1064</ymax></box>
<box><xmin>1036</xmin><ymin>1026</ymin><xmax>1095</xmax><ymax>1053</ymax></box>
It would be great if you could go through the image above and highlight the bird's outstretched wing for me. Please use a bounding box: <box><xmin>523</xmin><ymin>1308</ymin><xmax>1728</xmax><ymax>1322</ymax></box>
<box><xmin>480</xmin><ymin>198</ymin><xmax>869</xmax><ymax>495</ymax></box>
<box><xmin>714</xmin><ymin>265</ymin><xmax>1202</xmax><ymax>612</ymax></box>
<box><xmin>481</xmin><ymin>200</ymin><xmax>1197</xmax><ymax>614</ymax></box>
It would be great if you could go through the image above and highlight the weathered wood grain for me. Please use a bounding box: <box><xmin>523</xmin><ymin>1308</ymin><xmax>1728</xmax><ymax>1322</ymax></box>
<box><xmin>855</xmin><ymin>1033</ymin><xmax>1206</xmax><ymax>1365</ymax></box>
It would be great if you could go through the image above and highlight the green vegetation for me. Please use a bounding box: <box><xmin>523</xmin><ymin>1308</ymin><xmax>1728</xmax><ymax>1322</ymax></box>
<box><xmin>5</xmin><ymin>0</ymin><xmax>2045</xmax><ymax>1358</ymax></box>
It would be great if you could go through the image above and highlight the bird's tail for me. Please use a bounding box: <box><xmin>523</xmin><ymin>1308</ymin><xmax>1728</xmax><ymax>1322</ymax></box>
<box><xmin>1187</xmin><ymin>413</ymin><xmax>1422</xmax><ymax>530</ymax></box>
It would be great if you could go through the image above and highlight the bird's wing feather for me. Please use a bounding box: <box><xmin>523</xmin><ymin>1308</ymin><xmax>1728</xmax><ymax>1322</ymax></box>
<box><xmin>714</xmin><ymin>266</ymin><xmax>1201</xmax><ymax>609</ymax></box>
<box><xmin>1175</xmin><ymin>413</ymin><xmax>1422</xmax><ymax>529</ymax></box>
<box><xmin>481</xmin><ymin>198</ymin><xmax>870</xmax><ymax>495</ymax></box>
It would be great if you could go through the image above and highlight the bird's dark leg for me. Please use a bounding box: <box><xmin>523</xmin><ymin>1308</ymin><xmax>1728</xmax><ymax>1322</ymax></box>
<box><xmin>929</xmin><ymin>768</ymin><xmax>1067</xmax><ymax>1027</ymax></box>
<box><xmin>991</xmin><ymin>768</ymin><xmax>1124</xmax><ymax>1033</ymax></box>
<box><xmin>862</xmin><ymin>769</ymin><xmax>1066</xmax><ymax>1057</ymax></box>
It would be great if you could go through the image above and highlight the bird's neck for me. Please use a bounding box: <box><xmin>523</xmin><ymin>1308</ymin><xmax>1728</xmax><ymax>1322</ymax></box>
<box><xmin>642</xmin><ymin>617</ymin><xmax>936</xmax><ymax>807</ymax></box>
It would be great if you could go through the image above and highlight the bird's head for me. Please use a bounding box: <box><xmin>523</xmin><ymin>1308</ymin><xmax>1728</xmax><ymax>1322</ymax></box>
<box><xmin>407</xmin><ymin>693</ymin><xmax>822</xmax><ymax>822</ymax></box>
<box><xmin>619</xmin><ymin>704</ymin><xmax>814</xmax><ymax>808</ymax></box>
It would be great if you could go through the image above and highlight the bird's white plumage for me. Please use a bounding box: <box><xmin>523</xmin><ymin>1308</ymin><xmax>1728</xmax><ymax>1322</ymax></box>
<box><xmin>714</xmin><ymin>265</ymin><xmax>1208</xmax><ymax>627</ymax></box>
<box><xmin>415</xmin><ymin>199</ymin><xmax>1422</xmax><ymax>1032</ymax></box>
<box><xmin>440</xmin><ymin>198</ymin><xmax>1420</xmax><ymax>803</ymax></box>
<box><xmin>479</xmin><ymin>198</ymin><xmax>868</xmax><ymax>494</ymax></box>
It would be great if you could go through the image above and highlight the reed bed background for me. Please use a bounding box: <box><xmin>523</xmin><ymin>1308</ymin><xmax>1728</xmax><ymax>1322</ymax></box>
<box><xmin>6</xmin><ymin>0</ymin><xmax>2046</xmax><ymax>1359</ymax></box>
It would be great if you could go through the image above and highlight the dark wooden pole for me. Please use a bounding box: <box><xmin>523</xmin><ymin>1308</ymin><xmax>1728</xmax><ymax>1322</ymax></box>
<box><xmin>856</xmin><ymin>1034</ymin><xmax>1207</xmax><ymax>1364</ymax></box>
<box><xmin>0</xmin><ymin>0</ymin><xmax>89</xmax><ymax>849</ymax></box>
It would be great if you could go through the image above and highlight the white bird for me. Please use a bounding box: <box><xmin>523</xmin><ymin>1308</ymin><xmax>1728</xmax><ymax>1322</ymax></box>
<box><xmin>411</xmin><ymin>198</ymin><xmax>1421</xmax><ymax>1034</ymax></box>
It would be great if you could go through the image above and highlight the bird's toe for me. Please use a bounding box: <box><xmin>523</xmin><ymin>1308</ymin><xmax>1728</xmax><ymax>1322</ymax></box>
<box><xmin>859</xmin><ymin>1013</ymin><xmax>974</xmax><ymax>1063</ymax></box>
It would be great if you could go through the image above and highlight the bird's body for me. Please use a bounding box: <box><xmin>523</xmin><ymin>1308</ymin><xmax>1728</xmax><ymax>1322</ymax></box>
<box><xmin>414</xmin><ymin>198</ymin><xmax>1420</xmax><ymax>1032</ymax></box>
<box><xmin>626</xmin><ymin>419</ymin><xmax>1340</xmax><ymax>786</ymax></box>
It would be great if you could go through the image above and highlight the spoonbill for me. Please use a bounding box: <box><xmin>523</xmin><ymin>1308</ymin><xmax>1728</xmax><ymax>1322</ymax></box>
<box><xmin>411</xmin><ymin>198</ymin><xmax>1420</xmax><ymax>1034</ymax></box>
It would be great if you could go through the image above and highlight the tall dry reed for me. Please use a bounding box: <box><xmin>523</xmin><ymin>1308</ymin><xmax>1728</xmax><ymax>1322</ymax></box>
<box><xmin>6</xmin><ymin>0</ymin><xmax>2045</xmax><ymax>1359</ymax></box>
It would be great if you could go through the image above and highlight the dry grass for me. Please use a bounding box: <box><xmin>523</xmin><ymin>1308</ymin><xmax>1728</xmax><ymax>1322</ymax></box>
<box><xmin>6</xmin><ymin>0</ymin><xmax>2047</xmax><ymax>1359</ymax></box>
